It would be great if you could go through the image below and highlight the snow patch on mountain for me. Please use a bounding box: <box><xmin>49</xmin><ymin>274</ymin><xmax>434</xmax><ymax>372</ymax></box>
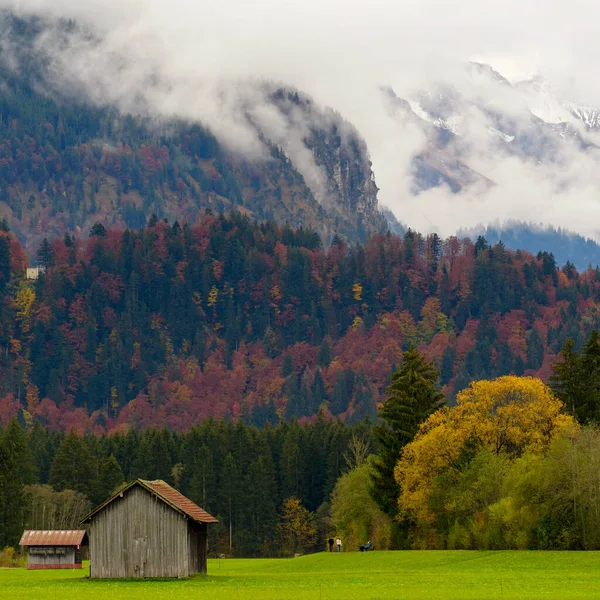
<box><xmin>433</xmin><ymin>115</ymin><xmax>463</xmax><ymax>135</ymax></box>
<box><xmin>565</xmin><ymin>102</ymin><xmax>600</xmax><ymax>129</ymax></box>
<box><xmin>516</xmin><ymin>77</ymin><xmax>575</xmax><ymax>124</ymax></box>
<box><xmin>488</xmin><ymin>127</ymin><xmax>514</xmax><ymax>143</ymax></box>
<box><xmin>407</xmin><ymin>99</ymin><xmax>432</xmax><ymax>123</ymax></box>
<box><xmin>406</xmin><ymin>99</ymin><xmax>464</xmax><ymax>136</ymax></box>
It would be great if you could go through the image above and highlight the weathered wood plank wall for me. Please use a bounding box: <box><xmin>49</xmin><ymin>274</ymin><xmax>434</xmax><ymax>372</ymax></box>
<box><xmin>89</xmin><ymin>486</ymin><xmax>191</xmax><ymax>578</ymax></box>
<box><xmin>27</xmin><ymin>547</ymin><xmax>76</xmax><ymax>567</ymax></box>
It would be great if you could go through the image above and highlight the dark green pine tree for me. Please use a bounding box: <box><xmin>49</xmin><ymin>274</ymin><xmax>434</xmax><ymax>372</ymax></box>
<box><xmin>281</xmin><ymin>354</ymin><xmax>294</xmax><ymax>377</ymax></box>
<box><xmin>95</xmin><ymin>454</ymin><xmax>125</xmax><ymax>504</ymax></box>
<box><xmin>189</xmin><ymin>444</ymin><xmax>216</xmax><ymax>512</ymax></box>
<box><xmin>279</xmin><ymin>423</ymin><xmax>304</xmax><ymax>501</ymax></box>
<box><xmin>0</xmin><ymin>234</ymin><xmax>10</xmax><ymax>293</ymax></box>
<box><xmin>133</xmin><ymin>429</ymin><xmax>175</xmax><ymax>482</ymax></box>
<box><xmin>28</xmin><ymin>422</ymin><xmax>55</xmax><ymax>484</ymax></box>
<box><xmin>49</xmin><ymin>430</ymin><xmax>97</xmax><ymax>499</ymax></box>
<box><xmin>219</xmin><ymin>452</ymin><xmax>241</xmax><ymax>555</ymax></box>
<box><xmin>351</xmin><ymin>372</ymin><xmax>377</xmax><ymax>423</ymax></box>
<box><xmin>527</xmin><ymin>328</ymin><xmax>545</xmax><ymax>371</ymax></box>
<box><xmin>549</xmin><ymin>338</ymin><xmax>587</xmax><ymax>421</ymax></box>
<box><xmin>370</xmin><ymin>346</ymin><xmax>444</xmax><ymax>519</ymax></box>
<box><xmin>440</xmin><ymin>346</ymin><xmax>456</xmax><ymax>386</ymax></box>
<box><xmin>318</xmin><ymin>340</ymin><xmax>332</xmax><ymax>367</ymax></box>
<box><xmin>0</xmin><ymin>420</ymin><xmax>36</xmax><ymax>547</ymax></box>
<box><xmin>242</xmin><ymin>452</ymin><xmax>277</xmax><ymax>554</ymax></box>
<box><xmin>312</xmin><ymin>369</ymin><xmax>326</xmax><ymax>408</ymax></box>
<box><xmin>579</xmin><ymin>331</ymin><xmax>600</xmax><ymax>423</ymax></box>
<box><xmin>330</xmin><ymin>370</ymin><xmax>350</xmax><ymax>416</ymax></box>
<box><xmin>89</xmin><ymin>222</ymin><xmax>107</xmax><ymax>237</ymax></box>
<box><xmin>36</xmin><ymin>237</ymin><xmax>54</xmax><ymax>268</ymax></box>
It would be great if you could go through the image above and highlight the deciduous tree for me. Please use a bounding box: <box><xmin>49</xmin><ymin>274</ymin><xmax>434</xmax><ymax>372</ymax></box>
<box><xmin>279</xmin><ymin>497</ymin><xmax>316</xmax><ymax>554</ymax></box>
<box><xmin>396</xmin><ymin>376</ymin><xmax>577</xmax><ymax>530</ymax></box>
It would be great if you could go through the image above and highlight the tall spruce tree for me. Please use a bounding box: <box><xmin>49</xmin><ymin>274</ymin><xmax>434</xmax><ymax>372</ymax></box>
<box><xmin>219</xmin><ymin>453</ymin><xmax>241</xmax><ymax>555</ymax></box>
<box><xmin>96</xmin><ymin>454</ymin><xmax>125</xmax><ymax>504</ymax></box>
<box><xmin>580</xmin><ymin>330</ymin><xmax>600</xmax><ymax>423</ymax></box>
<box><xmin>550</xmin><ymin>338</ymin><xmax>587</xmax><ymax>421</ymax></box>
<box><xmin>49</xmin><ymin>430</ymin><xmax>97</xmax><ymax>499</ymax></box>
<box><xmin>370</xmin><ymin>346</ymin><xmax>444</xmax><ymax>518</ymax></box>
<box><xmin>0</xmin><ymin>420</ymin><xmax>36</xmax><ymax>547</ymax></box>
<box><xmin>36</xmin><ymin>237</ymin><xmax>54</xmax><ymax>268</ymax></box>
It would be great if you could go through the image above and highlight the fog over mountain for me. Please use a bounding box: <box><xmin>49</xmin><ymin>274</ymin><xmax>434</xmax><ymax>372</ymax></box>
<box><xmin>2</xmin><ymin>0</ymin><xmax>600</xmax><ymax>243</ymax></box>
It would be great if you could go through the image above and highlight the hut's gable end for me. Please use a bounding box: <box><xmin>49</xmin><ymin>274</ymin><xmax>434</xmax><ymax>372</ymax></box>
<box><xmin>89</xmin><ymin>485</ymin><xmax>191</xmax><ymax>579</ymax></box>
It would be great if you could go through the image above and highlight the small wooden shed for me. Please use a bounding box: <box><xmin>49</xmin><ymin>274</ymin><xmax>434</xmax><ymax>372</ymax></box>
<box><xmin>83</xmin><ymin>479</ymin><xmax>218</xmax><ymax>579</ymax></box>
<box><xmin>19</xmin><ymin>530</ymin><xmax>86</xmax><ymax>569</ymax></box>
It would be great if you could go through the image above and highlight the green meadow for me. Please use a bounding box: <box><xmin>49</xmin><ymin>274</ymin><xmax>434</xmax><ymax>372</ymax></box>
<box><xmin>2</xmin><ymin>551</ymin><xmax>600</xmax><ymax>600</ymax></box>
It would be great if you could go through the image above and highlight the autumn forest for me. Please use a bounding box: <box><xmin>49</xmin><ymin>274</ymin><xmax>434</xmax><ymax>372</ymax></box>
<box><xmin>0</xmin><ymin>212</ymin><xmax>596</xmax><ymax>432</ymax></box>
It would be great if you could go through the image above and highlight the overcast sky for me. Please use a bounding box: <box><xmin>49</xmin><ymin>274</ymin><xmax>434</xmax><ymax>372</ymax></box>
<box><xmin>4</xmin><ymin>0</ymin><xmax>600</xmax><ymax>239</ymax></box>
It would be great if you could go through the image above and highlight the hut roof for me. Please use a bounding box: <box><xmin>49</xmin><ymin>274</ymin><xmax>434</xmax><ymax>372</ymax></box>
<box><xmin>19</xmin><ymin>530</ymin><xmax>87</xmax><ymax>546</ymax></box>
<box><xmin>83</xmin><ymin>479</ymin><xmax>218</xmax><ymax>525</ymax></box>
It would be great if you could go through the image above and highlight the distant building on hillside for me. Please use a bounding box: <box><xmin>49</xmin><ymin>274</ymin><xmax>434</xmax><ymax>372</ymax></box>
<box><xmin>19</xmin><ymin>530</ymin><xmax>87</xmax><ymax>569</ymax></box>
<box><xmin>26</xmin><ymin>267</ymin><xmax>45</xmax><ymax>280</ymax></box>
<box><xmin>83</xmin><ymin>479</ymin><xmax>218</xmax><ymax>579</ymax></box>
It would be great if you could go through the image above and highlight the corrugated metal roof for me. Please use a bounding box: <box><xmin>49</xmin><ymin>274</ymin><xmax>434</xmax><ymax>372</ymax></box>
<box><xmin>19</xmin><ymin>530</ymin><xmax>87</xmax><ymax>546</ymax></box>
<box><xmin>141</xmin><ymin>480</ymin><xmax>219</xmax><ymax>524</ymax></box>
<box><xmin>83</xmin><ymin>479</ymin><xmax>218</xmax><ymax>525</ymax></box>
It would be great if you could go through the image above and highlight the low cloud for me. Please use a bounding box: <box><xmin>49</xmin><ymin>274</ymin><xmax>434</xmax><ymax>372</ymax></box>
<box><xmin>3</xmin><ymin>0</ymin><xmax>600</xmax><ymax>240</ymax></box>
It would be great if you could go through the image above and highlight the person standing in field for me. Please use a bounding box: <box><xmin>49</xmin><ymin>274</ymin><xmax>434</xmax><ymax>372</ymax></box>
<box><xmin>336</xmin><ymin>537</ymin><xmax>342</xmax><ymax>552</ymax></box>
<box><xmin>328</xmin><ymin>538</ymin><xmax>334</xmax><ymax>552</ymax></box>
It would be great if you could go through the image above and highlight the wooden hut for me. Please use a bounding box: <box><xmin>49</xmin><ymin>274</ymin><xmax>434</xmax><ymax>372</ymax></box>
<box><xmin>83</xmin><ymin>479</ymin><xmax>218</xmax><ymax>579</ymax></box>
<box><xmin>19</xmin><ymin>530</ymin><xmax>86</xmax><ymax>569</ymax></box>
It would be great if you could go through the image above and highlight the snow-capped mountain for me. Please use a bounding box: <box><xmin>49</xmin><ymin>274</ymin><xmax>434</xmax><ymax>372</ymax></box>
<box><xmin>388</xmin><ymin>62</ymin><xmax>600</xmax><ymax>194</ymax></box>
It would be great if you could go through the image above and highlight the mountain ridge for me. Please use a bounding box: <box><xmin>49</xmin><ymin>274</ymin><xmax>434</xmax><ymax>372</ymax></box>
<box><xmin>0</xmin><ymin>14</ymin><xmax>389</xmax><ymax>252</ymax></box>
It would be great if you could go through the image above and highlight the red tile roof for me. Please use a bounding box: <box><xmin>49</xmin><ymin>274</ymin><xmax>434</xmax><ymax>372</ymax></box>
<box><xmin>142</xmin><ymin>480</ymin><xmax>219</xmax><ymax>524</ymax></box>
<box><xmin>19</xmin><ymin>530</ymin><xmax>87</xmax><ymax>546</ymax></box>
<box><xmin>83</xmin><ymin>479</ymin><xmax>218</xmax><ymax>525</ymax></box>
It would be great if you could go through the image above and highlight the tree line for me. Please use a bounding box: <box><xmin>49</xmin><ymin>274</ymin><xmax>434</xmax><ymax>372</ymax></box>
<box><xmin>0</xmin><ymin>414</ymin><xmax>373</xmax><ymax>556</ymax></box>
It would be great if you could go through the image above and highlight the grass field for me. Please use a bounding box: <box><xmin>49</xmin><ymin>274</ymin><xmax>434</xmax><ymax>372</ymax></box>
<box><xmin>2</xmin><ymin>551</ymin><xmax>600</xmax><ymax>599</ymax></box>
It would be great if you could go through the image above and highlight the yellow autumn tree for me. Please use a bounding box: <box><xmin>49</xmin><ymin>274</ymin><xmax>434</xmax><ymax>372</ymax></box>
<box><xmin>419</xmin><ymin>297</ymin><xmax>441</xmax><ymax>341</ymax></box>
<box><xmin>395</xmin><ymin>376</ymin><xmax>577</xmax><ymax>527</ymax></box>
<box><xmin>207</xmin><ymin>285</ymin><xmax>219</xmax><ymax>307</ymax></box>
<box><xmin>15</xmin><ymin>285</ymin><xmax>35</xmax><ymax>335</ymax></box>
<box><xmin>279</xmin><ymin>497</ymin><xmax>317</xmax><ymax>555</ymax></box>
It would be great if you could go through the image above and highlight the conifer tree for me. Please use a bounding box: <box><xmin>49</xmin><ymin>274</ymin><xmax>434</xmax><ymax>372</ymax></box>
<box><xmin>219</xmin><ymin>453</ymin><xmax>241</xmax><ymax>555</ymax></box>
<box><xmin>280</xmin><ymin>423</ymin><xmax>304</xmax><ymax>501</ymax></box>
<box><xmin>242</xmin><ymin>452</ymin><xmax>277</xmax><ymax>553</ymax></box>
<box><xmin>89</xmin><ymin>222</ymin><xmax>107</xmax><ymax>237</ymax></box>
<box><xmin>0</xmin><ymin>234</ymin><xmax>10</xmax><ymax>293</ymax></box>
<box><xmin>49</xmin><ymin>430</ymin><xmax>97</xmax><ymax>499</ymax></box>
<box><xmin>550</xmin><ymin>338</ymin><xmax>587</xmax><ymax>421</ymax></box>
<box><xmin>580</xmin><ymin>331</ymin><xmax>600</xmax><ymax>423</ymax></box>
<box><xmin>36</xmin><ymin>237</ymin><xmax>54</xmax><ymax>268</ymax></box>
<box><xmin>370</xmin><ymin>346</ymin><xmax>444</xmax><ymax>518</ymax></box>
<box><xmin>96</xmin><ymin>454</ymin><xmax>125</xmax><ymax>503</ymax></box>
<box><xmin>0</xmin><ymin>420</ymin><xmax>36</xmax><ymax>547</ymax></box>
<box><xmin>318</xmin><ymin>340</ymin><xmax>332</xmax><ymax>367</ymax></box>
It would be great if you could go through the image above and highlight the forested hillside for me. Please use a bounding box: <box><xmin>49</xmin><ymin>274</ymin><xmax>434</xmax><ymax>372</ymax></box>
<box><xmin>460</xmin><ymin>223</ymin><xmax>600</xmax><ymax>271</ymax></box>
<box><xmin>0</xmin><ymin>214</ymin><xmax>599</xmax><ymax>433</ymax></box>
<box><xmin>0</xmin><ymin>14</ymin><xmax>387</xmax><ymax>253</ymax></box>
